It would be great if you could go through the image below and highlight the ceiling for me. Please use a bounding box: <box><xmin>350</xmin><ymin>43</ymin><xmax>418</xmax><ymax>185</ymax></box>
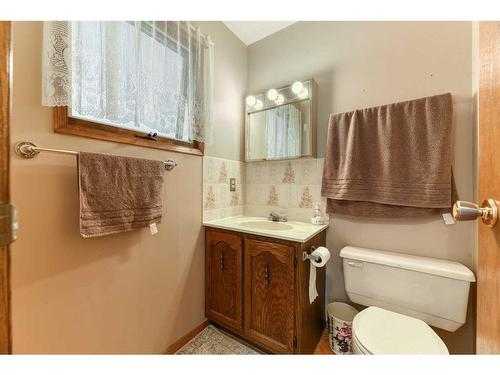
<box><xmin>223</xmin><ymin>21</ymin><xmax>296</xmax><ymax>46</ymax></box>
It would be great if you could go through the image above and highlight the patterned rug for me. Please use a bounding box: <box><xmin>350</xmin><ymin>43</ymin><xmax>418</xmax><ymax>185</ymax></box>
<box><xmin>176</xmin><ymin>325</ymin><xmax>259</xmax><ymax>355</ymax></box>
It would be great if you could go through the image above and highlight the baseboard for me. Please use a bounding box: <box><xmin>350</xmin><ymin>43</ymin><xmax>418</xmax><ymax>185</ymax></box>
<box><xmin>164</xmin><ymin>320</ymin><xmax>209</xmax><ymax>354</ymax></box>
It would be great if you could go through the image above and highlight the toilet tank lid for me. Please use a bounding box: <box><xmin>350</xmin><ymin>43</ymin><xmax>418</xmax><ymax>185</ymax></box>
<box><xmin>340</xmin><ymin>246</ymin><xmax>476</xmax><ymax>282</ymax></box>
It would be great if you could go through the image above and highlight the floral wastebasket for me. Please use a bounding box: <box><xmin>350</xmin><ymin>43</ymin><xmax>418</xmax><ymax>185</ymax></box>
<box><xmin>327</xmin><ymin>302</ymin><xmax>359</xmax><ymax>354</ymax></box>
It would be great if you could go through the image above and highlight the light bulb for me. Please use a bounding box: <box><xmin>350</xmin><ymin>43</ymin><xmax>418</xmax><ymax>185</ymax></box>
<box><xmin>298</xmin><ymin>87</ymin><xmax>309</xmax><ymax>99</ymax></box>
<box><xmin>246</xmin><ymin>95</ymin><xmax>257</xmax><ymax>107</ymax></box>
<box><xmin>291</xmin><ymin>81</ymin><xmax>304</xmax><ymax>94</ymax></box>
<box><xmin>267</xmin><ymin>89</ymin><xmax>278</xmax><ymax>101</ymax></box>
<box><xmin>274</xmin><ymin>94</ymin><xmax>284</xmax><ymax>105</ymax></box>
<box><xmin>254</xmin><ymin>100</ymin><xmax>263</xmax><ymax>110</ymax></box>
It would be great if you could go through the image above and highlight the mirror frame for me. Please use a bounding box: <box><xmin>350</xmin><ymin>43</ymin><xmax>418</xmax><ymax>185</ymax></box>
<box><xmin>244</xmin><ymin>78</ymin><xmax>317</xmax><ymax>162</ymax></box>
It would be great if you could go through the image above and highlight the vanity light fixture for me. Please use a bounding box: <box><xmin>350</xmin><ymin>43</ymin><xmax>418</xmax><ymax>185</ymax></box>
<box><xmin>254</xmin><ymin>100</ymin><xmax>263</xmax><ymax>110</ymax></box>
<box><xmin>291</xmin><ymin>81</ymin><xmax>304</xmax><ymax>94</ymax></box>
<box><xmin>267</xmin><ymin>89</ymin><xmax>278</xmax><ymax>101</ymax></box>
<box><xmin>298</xmin><ymin>87</ymin><xmax>309</xmax><ymax>99</ymax></box>
<box><xmin>275</xmin><ymin>94</ymin><xmax>285</xmax><ymax>105</ymax></box>
<box><xmin>246</xmin><ymin>95</ymin><xmax>257</xmax><ymax>107</ymax></box>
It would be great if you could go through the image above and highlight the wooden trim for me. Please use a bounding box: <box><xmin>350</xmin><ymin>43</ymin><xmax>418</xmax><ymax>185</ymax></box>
<box><xmin>164</xmin><ymin>320</ymin><xmax>209</xmax><ymax>354</ymax></box>
<box><xmin>477</xmin><ymin>21</ymin><xmax>500</xmax><ymax>354</ymax></box>
<box><xmin>0</xmin><ymin>21</ymin><xmax>12</xmax><ymax>354</ymax></box>
<box><xmin>54</xmin><ymin>107</ymin><xmax>204</xmax><ymax>156</ymax></box>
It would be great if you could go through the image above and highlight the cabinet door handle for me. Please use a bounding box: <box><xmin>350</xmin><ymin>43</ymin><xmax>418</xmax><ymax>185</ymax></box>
<box><xmin>264</xmin><ymin>264</ymin><xmax>270</xmax><ymax>287</ymax></box>
<box><xmin>220</xmin><ymin>253</ymin><xmax>224</xmax><ymax>271</ymax></box>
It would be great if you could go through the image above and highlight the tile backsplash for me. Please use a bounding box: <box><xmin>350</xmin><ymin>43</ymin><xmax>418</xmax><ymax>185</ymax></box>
<box><xmin>203</xmin><ymin>156</ymin><xmax>327</xmax><ymax>223</ymax></box>
<box><xmin>203</xmin><ymin>156</ymin><xmax>245</xmax><ymax>221</ymax></box>
<box><xmin>245</xmin><ymin>159</ymin><xmax>327</xmax><ymax>222</ymax></box>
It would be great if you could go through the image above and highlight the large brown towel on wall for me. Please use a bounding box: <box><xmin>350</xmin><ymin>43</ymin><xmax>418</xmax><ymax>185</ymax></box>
<box><xmin>78</xmin><ymin>152</ymin><xmax>165</xmax><ymax>238</ymax></box>
<box><xmin>321</xmin><ymin>93</ymin><xmax>457</xmax><ymax>218</ymax></box>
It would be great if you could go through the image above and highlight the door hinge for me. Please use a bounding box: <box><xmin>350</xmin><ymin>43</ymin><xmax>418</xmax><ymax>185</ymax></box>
<box><xmin>0</xmin><ymin>203</ymin><xmax>18</xmax><ymax>246</ymax></box>
<box><xmin>294</xmin><ymin>257</ymin><xmax>298</xmax><ymax>268</ymax></box>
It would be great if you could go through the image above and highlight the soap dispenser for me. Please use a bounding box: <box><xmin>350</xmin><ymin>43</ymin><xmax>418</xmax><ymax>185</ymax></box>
<box><xmin>311</xmin><ymin>202</ymin><xmax>324</xmax><ymax>225</ymax></box>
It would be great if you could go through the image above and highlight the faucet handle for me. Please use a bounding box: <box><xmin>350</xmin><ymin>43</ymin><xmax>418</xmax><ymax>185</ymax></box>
<box><xmin>268</xmin><ymin>212</ymin><xmax>279</xmax><ymax>221</ymax></box>
<box><xmin>268</xmin><ymin>212</ymin><xmax>287</xmax><ymax>222</ymax></box>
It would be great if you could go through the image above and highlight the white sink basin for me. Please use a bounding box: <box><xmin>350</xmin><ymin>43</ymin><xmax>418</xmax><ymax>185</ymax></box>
<box><xmin>239</xmin><ymin>220</ymin><xmax>293</xmax><ymax>231</ymax></box>
<box><xmin>203</xmin><ymin>216</ymin><xmax>328</xmax><ymax>243</ymax></box>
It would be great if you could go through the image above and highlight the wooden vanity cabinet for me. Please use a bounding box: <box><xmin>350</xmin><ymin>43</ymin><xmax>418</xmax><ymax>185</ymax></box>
<box><xmin>205</xmin><ymin>227</ymin><xmax>327</xmax><ymax>354</ymax></box>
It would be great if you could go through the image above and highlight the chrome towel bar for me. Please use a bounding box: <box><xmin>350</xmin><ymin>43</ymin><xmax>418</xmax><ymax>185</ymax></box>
<box><xmin>14</xmin><ymin>141</ymin><xmax>178</xmax><ymax>171</ymax></box>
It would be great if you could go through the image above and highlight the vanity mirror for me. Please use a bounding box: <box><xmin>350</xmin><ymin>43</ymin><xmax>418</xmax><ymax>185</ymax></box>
<box><xmin>245</xmin><ymin>79</ymin><xmax>317</xmax><ymax>162</ymax></box>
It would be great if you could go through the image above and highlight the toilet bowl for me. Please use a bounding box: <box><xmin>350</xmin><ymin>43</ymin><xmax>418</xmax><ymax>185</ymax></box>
<box><xmin>351</xmin><ymin>306</ymin><xmax>449</xmax><ymax>354</ymax></box>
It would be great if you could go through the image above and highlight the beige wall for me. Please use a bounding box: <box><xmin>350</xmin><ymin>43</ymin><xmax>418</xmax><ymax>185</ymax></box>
<box><xmin>196</xmin><ymin>22</ymin><xmax>247</xmax><ymax>162</ymax></box>
<box><xmin>9</xmin><ymin>21</ymin><xmax>246</xmax><ymax>353</ymax></box>
<box><xmin>248</xmin><ymin>21</ymin><xmax>476</xmax><ymax>353</ymax></box>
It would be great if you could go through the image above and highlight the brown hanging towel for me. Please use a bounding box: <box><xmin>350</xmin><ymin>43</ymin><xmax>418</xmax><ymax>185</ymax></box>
<box><xmin>78</xmin><ymin>152</ymin><xmax>165</xmax><ymax>237</ymax></box>
<box><xmin>321</xmin><ymin>93</ymin><xmax>457</xmax><ymax>218</ymax></box>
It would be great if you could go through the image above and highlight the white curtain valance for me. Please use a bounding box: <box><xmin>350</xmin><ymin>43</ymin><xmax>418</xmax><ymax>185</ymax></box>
<box><xmin>42</xmin><ymin>21</ymin><xmax>71</xmax><ymax>107</ymax></box>
<box><xmin>42</xmin><ymin>21</ymin><xmax>214</xmax><ymax>143</ymax></box>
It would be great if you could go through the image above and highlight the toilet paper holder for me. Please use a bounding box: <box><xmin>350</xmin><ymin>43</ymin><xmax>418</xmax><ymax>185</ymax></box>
<box><xmin>302</xmin><ymin>246</ymin><xmax>321</xmax><ymax>262</ymax></box>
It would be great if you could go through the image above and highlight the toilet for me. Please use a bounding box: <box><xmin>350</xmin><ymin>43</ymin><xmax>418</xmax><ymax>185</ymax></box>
<box><xmin>352</xmin><ymin>307</ymin><xmax>449</xmax><ymax>354</ymax></box>
<box><xmin>340</xmin><ymin>246</ymin><xmax>476</xmax><ymax>354</ymax></box>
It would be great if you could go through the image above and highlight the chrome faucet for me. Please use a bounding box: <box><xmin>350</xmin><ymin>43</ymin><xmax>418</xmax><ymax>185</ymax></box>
<box><xmin>268</xmin><ymin>212</ymin><xmax>288</xmax><ymax>222</ymax></box>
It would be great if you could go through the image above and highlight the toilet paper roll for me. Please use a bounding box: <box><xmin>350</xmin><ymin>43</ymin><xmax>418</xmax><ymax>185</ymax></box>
<box><xmin>309</xmin><ymin>246</ymin><xmax>331</xmax><ymax>304</ymax></box>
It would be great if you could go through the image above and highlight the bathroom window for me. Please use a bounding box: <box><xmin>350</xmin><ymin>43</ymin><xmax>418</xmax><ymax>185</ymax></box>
<box><xmin>42</xmin><ymin>21</ymin><xmax>214</xmax><ymax>155</ymax></box>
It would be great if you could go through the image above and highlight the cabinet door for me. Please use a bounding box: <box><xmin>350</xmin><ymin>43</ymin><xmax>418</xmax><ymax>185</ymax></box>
<box><xmin>244</xmin><ymin>239</ymin><xmax>295</xmax><ymax>353</ymax></box>
<box><xmin>205</xmin><ymin>230</ymin><xmax>243</xmax><ymax>331</ymax></box>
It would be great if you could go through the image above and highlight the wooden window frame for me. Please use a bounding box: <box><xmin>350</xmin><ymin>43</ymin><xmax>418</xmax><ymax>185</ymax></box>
<box><xmin>54</xmin><ymin>107</ymin><xmax>204</xmax><ymax>156</ymax></box>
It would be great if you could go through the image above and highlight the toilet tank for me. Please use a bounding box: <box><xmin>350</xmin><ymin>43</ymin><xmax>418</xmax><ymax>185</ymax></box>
<box><xmin>340</xmin><ymin>246</ymin><xmax>475</xmax><ymax>332</ymax></box>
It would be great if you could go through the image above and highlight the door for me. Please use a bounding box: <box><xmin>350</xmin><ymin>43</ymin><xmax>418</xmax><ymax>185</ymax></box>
<box><xmin>0</xmin><ymin>21</ymin><xmax>12</xmax><ymax>354</ymax></box>
<box><xmin>205</xmin><ymin>230</ymin><xmax>243</xmax><ymax>331</ymax></box>
<box><xmin>244</xmin><ymin>238</ymin><xmax>295</xmax><ymax>353</ymax></box>
<box><xmin>477</xmin><ymin>22</ymin><xmax>500</xmax><ymax>354</ymax></box>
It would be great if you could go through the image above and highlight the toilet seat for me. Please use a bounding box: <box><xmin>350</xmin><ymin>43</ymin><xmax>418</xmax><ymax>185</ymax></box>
<box><xmin>352</xmin><ymin>306</ymin><xmax>449</xmax><ymax>354</ymax></box>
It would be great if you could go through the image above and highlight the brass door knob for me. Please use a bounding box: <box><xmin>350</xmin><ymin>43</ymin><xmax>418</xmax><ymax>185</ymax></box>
<box><xmin>452</xmin><ymin>198</ymin><xmax>499</xmax><ymax>227</ymax></box>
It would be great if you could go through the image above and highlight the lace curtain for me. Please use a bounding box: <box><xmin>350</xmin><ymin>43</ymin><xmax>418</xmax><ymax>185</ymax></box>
<box><xmin>42</xmin><ymin>21</ymin><xmax>71</xmax><ymax>107</ymax></box>
<box><xmin>266</xmin><ymin>104</ymin><xmax>302</xmax><ymax>159</ymax></box>
<box><xmin>42</xmin><ymin>21</ymin><xmax>214</xmax><ymax>143</ymax></box>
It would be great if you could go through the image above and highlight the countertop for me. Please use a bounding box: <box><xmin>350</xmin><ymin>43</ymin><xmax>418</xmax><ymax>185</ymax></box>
<box><xmin>203</xmin><ymin>216</ymin><xmax>329</xmax><ymax>243</ymax></box>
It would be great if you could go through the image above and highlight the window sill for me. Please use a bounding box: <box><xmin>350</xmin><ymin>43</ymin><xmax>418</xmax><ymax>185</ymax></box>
<box><xmin>54</xmin><ymin>107</ymin><xmax>204</xmax><ymax>156</ymax></box>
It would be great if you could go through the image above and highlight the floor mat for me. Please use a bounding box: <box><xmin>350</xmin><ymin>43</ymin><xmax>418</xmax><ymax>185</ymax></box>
<box><xmin>176</xmin><ymin>325</ymin><xmax>259</xmax><ymax>355</ymax></box>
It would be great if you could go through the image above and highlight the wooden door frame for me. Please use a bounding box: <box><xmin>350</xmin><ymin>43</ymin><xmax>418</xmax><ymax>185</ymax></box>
<box><xmin>477</xmin><ymin>21</ymin><xmax>500</xmax><ymax>354</ymax></box>
<box><xmin>0</xmin><ymin>21</ymin><xmax>12</xmax><ymax>354</ymax></box>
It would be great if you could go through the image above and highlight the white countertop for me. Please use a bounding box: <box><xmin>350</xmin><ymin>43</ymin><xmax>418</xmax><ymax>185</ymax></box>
<box><xmin>203</xmin><ymin>216</ymin><xmax>329</xmax><ymax>243</ymax></box>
